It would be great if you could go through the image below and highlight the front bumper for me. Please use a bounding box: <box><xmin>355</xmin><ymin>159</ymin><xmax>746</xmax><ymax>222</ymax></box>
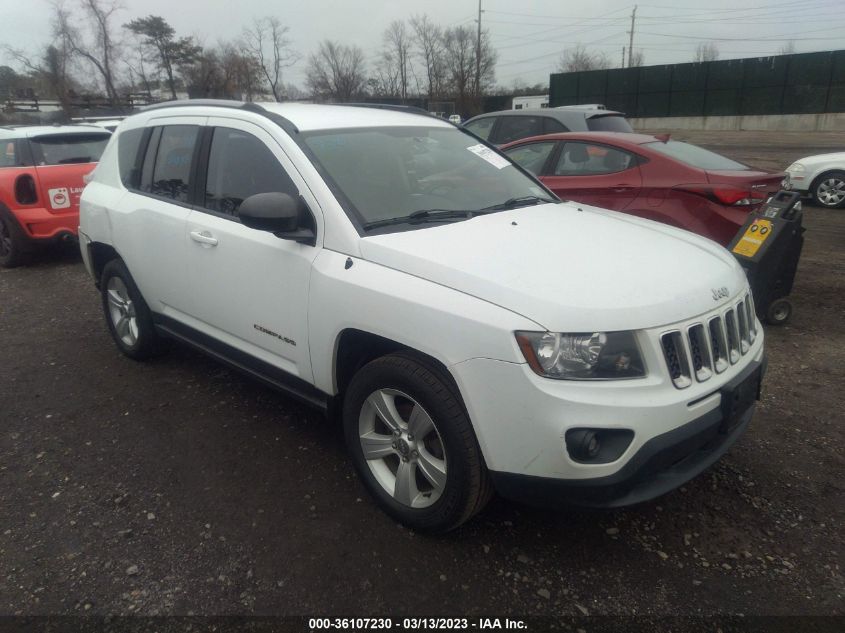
<box><xmin>490</xmin><ymin>356</ymin><xmax>764</xmax><ymax>508</ymax></box>
<box><xmin>450</xmin><ymin>324</ymin><xmax>765</xmax><ymax>509</ymax></box>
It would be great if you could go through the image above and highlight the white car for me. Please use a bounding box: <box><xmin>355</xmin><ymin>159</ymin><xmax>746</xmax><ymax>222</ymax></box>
<box><xmin>785</xmin><ymin>152</ymin><xmax>845</xmax><ymax>208</ymax></box>
<box><xmin>79</xmin><ymin>100</ymin><xmax>765</xmax><ymax>532</ymax></box>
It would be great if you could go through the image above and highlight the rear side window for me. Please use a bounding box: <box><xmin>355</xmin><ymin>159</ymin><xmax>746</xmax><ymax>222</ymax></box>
<box><xmin>117</xmin><ymin>128</ymin><xmax>146</xmax><ymax>189</ymax></box>
<box><xmin>464</xmin><ymin>117</ymin><xmax>496</xmax><ymax>141</ymax></box>
<box><xmin>494</xmin><ymin>116</ymin><xmax>543</xmax><ymax>145</ymax></box>
<box><xmin>643</xmin><ymin>140</ymin><xmax>748</xmax><ymax>170</ymax></box>
<box><xmin>203</xmin><ymin>127</ymin><xmax>297</xmax><ymax>217</ymax></box>
<box><xmin>1</xmin><ymin>139</ymin><xmax>23</xmax><ymax>167</ymax></box>
<box><xmin>543</xmin><ymin>118</ymin><xmax>568</xmax><ymax>134</ymax></box>
<box><xmin>29</xmin><ymin>133</ymin><xmax>110</xmax><ymax>165</ymax></box>
<box><xmin>145</xmin><ymin>125</ymin><xmax>200</xmax><ymax>203</ymax></box>
<box><xmin>554</xmin><ymin>142</ymin><xmax>637</xmax><ymax>176</ymax></box>
<box><xmin>503</xmin><ymin>142</ymin><xmax>556</xmax><ymax>176</ymax></box>
<box><xmin>586</xmin><ymin>115</ymin><xmax>633</xmax><ymax>133</ymax></box>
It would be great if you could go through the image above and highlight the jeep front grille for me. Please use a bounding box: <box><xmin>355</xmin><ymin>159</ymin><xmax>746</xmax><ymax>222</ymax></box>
<box><xmin>661</xmin><ymin>294</ymin><xmax>757</xmax><ymax>389</ymax></box>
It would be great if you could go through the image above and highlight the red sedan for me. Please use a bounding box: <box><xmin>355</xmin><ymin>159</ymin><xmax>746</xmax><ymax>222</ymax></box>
<box><xmin>501</xmin><ymin>132</ymin><xmax>784</xmax><ymax>246</ymax></box>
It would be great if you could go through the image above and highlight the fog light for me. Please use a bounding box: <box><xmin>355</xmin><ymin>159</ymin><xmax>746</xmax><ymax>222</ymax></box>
<box><xmin>569</xmin><ymin>429</ymin><xmax>601</xmax><ymax>460</ymax></box>
<box><xmin>565</xmin><ymin>428</ymin><xmax>635</xmax><ymax>464</ymax></box>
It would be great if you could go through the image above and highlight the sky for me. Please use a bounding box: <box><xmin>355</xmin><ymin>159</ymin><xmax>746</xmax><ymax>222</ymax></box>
<box><xmin>2</xmin><ymin>0</ymin><xmax>844</xmax><ymax>92</ymax></box>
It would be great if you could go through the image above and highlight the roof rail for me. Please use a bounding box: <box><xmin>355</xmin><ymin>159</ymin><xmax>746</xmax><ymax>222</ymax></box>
<box><xmin>338</xmin><ymin>102</ymin><xmax>452</xmax><ymax>124</ymax></box>
<box><xmin>139</xmin><ymin>99</ymin><xmax>299</xmax><ymax>134</ymax></box>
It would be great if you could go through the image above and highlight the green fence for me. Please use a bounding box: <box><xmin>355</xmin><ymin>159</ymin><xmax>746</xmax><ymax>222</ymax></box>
<box><xmin>549</xmin><ymin>50</ymin><xmax>845</xmax><ymax>117</ymax></box>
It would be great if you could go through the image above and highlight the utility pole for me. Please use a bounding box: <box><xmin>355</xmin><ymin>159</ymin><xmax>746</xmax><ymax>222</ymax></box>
<box><xmin>621</xmin><ymin>46</ymin><xmax>626</xmax><ymax>69</ymax></box>
<box><xmin>476</xmin><ymin>0</ymin><xmax>482</xmax><ymax>97</ymax></box>
<box><xmin>627</xmin><ymin>5</ymin><xmax>637</xmax><ymax>68</ymax></box>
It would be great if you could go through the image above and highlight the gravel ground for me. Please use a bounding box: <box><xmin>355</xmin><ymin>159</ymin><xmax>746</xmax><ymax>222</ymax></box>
<box><xmin>0</xmin><ymin>132</ymin><xmax>842</xmax><ymax>625</ymax></box>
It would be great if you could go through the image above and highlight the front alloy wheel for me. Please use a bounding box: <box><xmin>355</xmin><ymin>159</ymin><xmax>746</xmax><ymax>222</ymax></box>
<box><xmin>359</xmin><ymin>389</ymin><xmax>447</xmax><ymax>508</ymax></box>
<box><xmin>814</xmin><ymin>171</ymin><xmax>845</xmax><ymax>208</ymax></box>
<box><xmin>343</xmin><ymin>353</ymin><xmax>492</xmax><ymax>533</ymax></box>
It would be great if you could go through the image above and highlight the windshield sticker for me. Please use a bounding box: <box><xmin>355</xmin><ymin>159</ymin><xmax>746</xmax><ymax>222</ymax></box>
<box><xmin>467</xmin><ymin>144</ymin><xmax>511</xmax><ymax>170</ymax></box>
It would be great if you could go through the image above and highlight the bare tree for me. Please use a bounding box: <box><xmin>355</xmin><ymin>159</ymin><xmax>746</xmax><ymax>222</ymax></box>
<box><xmin>124</xmin><ymin>15</ymin><xmax>200</xmax><ymax>100</ymax></box>
<box><xmin>628</xmin><ymin>49</ymin><xmax>645</xmax><ymax>68</ymax></box>
<box><xmin>242</xmin><ymin>16</ymin><xmax>299</xmax><ymax>101</ymax></box>
<box><xmin>53</xmin><ymin>0</ymin><xmax>122</xmax><ymax>105</ymax></box>
<box><xmin>219</xmin><ymin>42</ymin><xmax>264</xmax><ymax>101</ymax></box>
<box><xmin>778</xmin><ymin>41</ymin><xmax>796</xmax><ymax>55</ymax></box>
<box><xmin>305</xmin><ymin>40</ymin><xmax>367</xmax><ymax>102</ymax></box>
<box><xmin>410</xmin><ymin>14</ymin><xmax>445</xmax><ymax>99</ymax></box>
<box><xmin>441</xmin><ymin>25</ymin><xmax>496</xmax><ymax>112</ymax></box>
<box><xmin>694</xmin><ymin>42</ymin><xmax>720</xmax><ymax>62</ymax></box>
<box><xmin>557</xmin><ymin>44</ymin><xmax>611</xmax><ymax>72</ymax></box>
<box><xmin>442</xmin><ymin>26</ymin><xmax>474</xmax><ymax>106</ymax></box>
<box><xmin>3</xmin><ymin>41</ymin><xmax>76</xmax><ymax>115</ymax></box>
<box><xmin>381</xmin><ymin>20</ymin><xmax>412</xmax><ymax>101</ymax></box>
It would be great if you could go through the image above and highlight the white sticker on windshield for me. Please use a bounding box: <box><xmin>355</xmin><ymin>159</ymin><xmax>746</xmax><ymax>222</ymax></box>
<box><xmin>467</xmin><ymin>144</ymin><xmax>511</xmax><ymax>170</ymax></box>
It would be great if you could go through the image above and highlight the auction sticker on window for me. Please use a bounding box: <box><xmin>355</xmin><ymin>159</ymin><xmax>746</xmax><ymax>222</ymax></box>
<box><xmin>467</xmin><ymin>144</ymin><xmax>511</xmax><ymax>169</ymax></box>
<box><xmin>732</xmin><ymin>218</ymin><xmax>773</xmax><ymax>258</ymax></box>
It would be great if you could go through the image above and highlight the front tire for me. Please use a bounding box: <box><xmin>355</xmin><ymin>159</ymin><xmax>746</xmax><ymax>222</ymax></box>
<box><xmin>812</xmin><ymin>170</ymin><xmax>845</xmax><ymax>208</ymax></box>
<box><xmin>343</xmin><ymin>353</ymin><xmax>491</xmax><ymax>533</ymax></box>
<box><xmin>100</xmin><ymin>259</ymin><xmax>168</xmax><ymax>360</ymax></box>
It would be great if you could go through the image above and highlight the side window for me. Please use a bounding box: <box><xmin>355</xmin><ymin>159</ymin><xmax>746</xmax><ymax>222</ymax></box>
<box><xmin>0</xmin><ymin>140</ymin><xmax>20</xmax><ymax>167</ymax></box>
<box><xmin>554</xmin><ymin>142</ymin><xmax>636</xmax><ymax>176</ymax></box>
<box><xmin>543</xmin><ymin>118</ymin><xmax>568</xmax><ymax>134</ymax></box>
<box><xmin>147</xmin><ymin>125</ymin><xmax>199</xmax><ymax>203</ymax></box>
<box><xmin>493</xmin><ymin>116</ymin><xmax>543</xmax><ymax>145</ymax></box>
<box><xmin>464</xmin><ymin>117</ymin><xmax>496</xmax><ymax>141</ymax></box>
<box><xmin>503</xmin><ymin>142</ymin><xmax>556</xmax><ymax>176</ymax></box>
<box><xmin>117</xmin><ymin>128</ymin><xmax>146</xmax><ymax>189</ymax></box>
<box><xmin>203</xmin><ymin>127</ymin><xmax>297</xmax><ymax>218</ymax></box>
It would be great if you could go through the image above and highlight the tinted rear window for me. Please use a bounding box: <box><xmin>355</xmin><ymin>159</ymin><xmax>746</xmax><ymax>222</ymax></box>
<box><xmin>118</xmin><ymin>128</ymin><xmax>145</xmax><ymax>188</ymax></box>
<box><xmin>30</xmin><ymin>134</ymin><xmax>110</xmax><ymax>165</ymax></box>
<box><xmin>586</xmin><ymin>115</ymin><xmax>633</xmax><ymax>133</ymax></box>
<box><xmin>644</xmin><ymin>140</ymin><xmax>748</xmax><ymax>170</ymax></box>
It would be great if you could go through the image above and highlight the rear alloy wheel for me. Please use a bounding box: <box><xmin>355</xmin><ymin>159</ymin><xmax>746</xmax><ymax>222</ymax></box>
<box><xmin>100</xmin><ymin>259</ymin><xmax>168</xmax><ymax>360</ymax></box>
<box><xmin>812</xmin><ymin>171</ymin><xmax>845</xmax><ymax>208</ymax></box>
<box><xmin>0</xmin><ymin>214</ymin><xmax>30</xmax><ymax>268</ymax></box>
<box><xmin>343</xmin><ymin>353</ymin><xmax>492</xmax><ymax>533</ymax></box>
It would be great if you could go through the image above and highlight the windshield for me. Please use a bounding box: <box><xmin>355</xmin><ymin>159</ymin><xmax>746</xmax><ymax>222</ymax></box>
<box><xmin>644</xmin><ymin>140</ymin><xmax>748</xmax><ymax>170</ymax></box>
<box><xmin>586</xmin><ymin>115</ymin><xmax>633</xmax><ymax>133</ymax></box>
<box><xmin>30</xmin><ymin>133</ymin><xmax>111</xmax><ymax>166</ymax></box>
<box><xmin>302</xmin><ymin>126</ymin><xmax>554</xmax><ymax>231</ymax></box>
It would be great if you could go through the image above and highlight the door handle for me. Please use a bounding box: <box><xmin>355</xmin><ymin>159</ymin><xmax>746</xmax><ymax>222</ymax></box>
<box><xmin>190</xmin><ymin>230</ymin><xmax>218</xmax><ymax>246</ymax></box>
<box><xmin>612</xmin><ymin>185</ymin><xmax>635</xmax><ymax>193</ymax></box>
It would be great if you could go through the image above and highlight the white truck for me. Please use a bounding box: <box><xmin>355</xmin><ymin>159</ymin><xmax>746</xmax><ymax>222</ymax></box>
<box><xmin>80</xmin><ymin>101</ymin><xmax>765</xmax><ymax>532</ymax></box>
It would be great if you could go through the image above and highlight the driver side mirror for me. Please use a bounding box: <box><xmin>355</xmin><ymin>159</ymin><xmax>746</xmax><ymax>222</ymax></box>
<box><xmin>239</xmin><ymin>192</ymin><xmax>316</xmax><ymax>246</ymax></box>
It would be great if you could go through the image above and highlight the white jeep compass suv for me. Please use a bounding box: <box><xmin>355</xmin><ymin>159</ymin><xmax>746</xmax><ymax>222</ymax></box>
<box><xmin>79</xmin><ymin>101</ymin><xmax>765</xmax><ymax>532</ymax></box>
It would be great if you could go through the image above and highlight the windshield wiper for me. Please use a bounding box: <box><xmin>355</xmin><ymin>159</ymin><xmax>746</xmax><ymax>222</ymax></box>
<box><xmin>480</xmin><ymin>195</ymin><xmax>557</xmax><ymax>211</ymax></box>
<box><xmin>363</xmin><ymin>209</ymin><xmax>476</xmax><ymax>230</ymax></box>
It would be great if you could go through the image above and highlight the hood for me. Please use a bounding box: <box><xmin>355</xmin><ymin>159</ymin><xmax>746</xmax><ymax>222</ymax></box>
<box><xmin>359</xmin><ymin>203</ymin><xmax>747</xmax><ymax>332</ymax></box>
<box><xmin>794</xmin><ymin>151</ymin><xmax>845</xmax><ymax>165</ymax></box>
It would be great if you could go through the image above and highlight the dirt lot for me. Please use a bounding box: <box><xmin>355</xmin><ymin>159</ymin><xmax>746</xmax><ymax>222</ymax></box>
<box><xmin>0</xmin><ymin>131</ymin><xmax>843</xmax><ymax>625</ymax></box>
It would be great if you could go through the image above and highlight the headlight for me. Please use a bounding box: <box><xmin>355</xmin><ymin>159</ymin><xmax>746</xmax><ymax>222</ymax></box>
<box><xmin>515</xmin><ymin>331</ymin><xmax>646</xmax><ymax>380</ymax></box>
<box><xmin>787</xmin><ymin>163</ymin><xmax>805</xmax><ymax>172</ymax></box>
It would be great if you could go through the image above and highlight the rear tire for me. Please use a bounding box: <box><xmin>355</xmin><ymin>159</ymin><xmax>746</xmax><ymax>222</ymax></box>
<box><xmin>0</xmin><ymin>213</ymin><xmax>30</xmax><ymax>268</ymax></box>
<box><xmin>811</xmin><ymin>170</ymin><xmax>845</xmax><ymax>208</ymax></box>
<box><xmin>343</xmin><ymin>352</ymin><xmax>492</xmax><ymax>533</ymax></box>
<box><xmin>100</xmin><ymin>259</ymin><xmax>168</xmax><ymax>360</ymax></box>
